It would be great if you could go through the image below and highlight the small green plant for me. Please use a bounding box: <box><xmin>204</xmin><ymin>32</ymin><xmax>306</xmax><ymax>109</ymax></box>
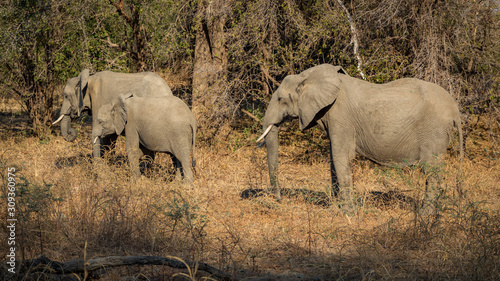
<box><xmin>156</xmin><ymin>193</ymin><xmax>209</xmax><ymax>258</ymax></box>
<box><xmin>16</xmin><ymin>177</ymin><xmax>62</xmax><ymax>214</ymax></box>
<box><xmin>13</xmin><ymin>177</ymin><xmax>63</xmax><ymax>257</ymax></box>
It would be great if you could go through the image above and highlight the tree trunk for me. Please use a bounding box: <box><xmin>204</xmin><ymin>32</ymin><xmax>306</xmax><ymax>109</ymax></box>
<box><xmin>192</xmin><ymin>0</ymin><xmax>229</xmax><ymax>138</ymax></box>
<box><xmin>108</xmin><ymin>0</ymin><xmax>147</xmax><ymax>71</ymax></box>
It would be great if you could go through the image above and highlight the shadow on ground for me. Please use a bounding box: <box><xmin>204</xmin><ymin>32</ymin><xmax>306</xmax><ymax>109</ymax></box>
<box><xmin>240</xmin><ymin>188</ymin><xmax>417</xmax><ymax>209</ymax></box>
<box><xmin>55</xmin><ymin>154</ymin><xmax>94</xmax><ymax>168</ymax></box>
<box><xmin>54</xmin><ymin>153</ymin><xmax>179</xmax><ymax>182</ymax></box>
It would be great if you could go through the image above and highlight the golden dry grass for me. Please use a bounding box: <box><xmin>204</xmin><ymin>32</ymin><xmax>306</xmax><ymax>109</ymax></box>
<box><xmin>0</xmin><ymin>108</ymin><xmax>499</xmax><ymax>280</ymax></box>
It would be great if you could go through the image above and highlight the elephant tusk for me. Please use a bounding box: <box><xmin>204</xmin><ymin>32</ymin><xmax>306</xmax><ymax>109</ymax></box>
<box><xmin>256</xmin><ymin>125</ymin><xmax>273</xmax><ymax>143</ymax></box>
<box><xmin>93</xmin><ymin>136</ymin><xmax>99</xmax><ymax>144</ymax></box>
<box><xmin>52</xmin><ymin>115</ymin><xmax>65</xmax><ymax>125</ymax></box>
<box><xmin>257</xmin><ymin>140</ymin><xmax>266</xmax><ymax>148</ymax></box>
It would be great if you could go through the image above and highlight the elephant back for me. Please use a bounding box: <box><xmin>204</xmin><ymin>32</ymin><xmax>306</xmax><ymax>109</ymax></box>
<box><xmin>90</xmin><ymin>71</ymin><xmax>173</xmax><ymax>105</ymax></box>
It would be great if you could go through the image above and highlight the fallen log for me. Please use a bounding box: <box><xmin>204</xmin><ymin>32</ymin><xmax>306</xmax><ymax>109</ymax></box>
<box><xmin>21</xmin><ymin>255</ymin><xmax>234</xmax><ymax>280</ymax></box>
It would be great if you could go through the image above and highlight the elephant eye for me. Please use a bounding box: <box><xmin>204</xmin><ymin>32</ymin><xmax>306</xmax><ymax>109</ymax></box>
<box><xmin>277</xmin><ymin>97</ymin><xmax>282</xmax><ymax>102</ymax></box>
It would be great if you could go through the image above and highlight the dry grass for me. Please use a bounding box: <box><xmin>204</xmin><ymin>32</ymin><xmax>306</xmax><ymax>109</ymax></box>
<box><xmin>0</xmin><ymin>109</ymin><xmax>499</xmax><ymax>280</ymax></box>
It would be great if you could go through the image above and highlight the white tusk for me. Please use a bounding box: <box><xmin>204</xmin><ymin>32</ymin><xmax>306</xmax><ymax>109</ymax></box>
<box><xmin>93</xmin><ymin>136</ymin><xmax>99</xmax><ymax>144</ymax></box>
<box><xmin>256</xmin><ymin>125</ymin><xmax>273</xmax><ymax>143</ymax></box>
<box><xmin>52</xmin><ymin>115</ymin><xmax>65</xmax><ymax>125</ymax></box>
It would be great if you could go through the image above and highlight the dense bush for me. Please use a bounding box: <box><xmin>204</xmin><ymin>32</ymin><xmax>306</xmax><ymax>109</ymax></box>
<box><xmin>0</xmin><ymin>0</ymin><xmax>498</xmax><ymax>138</ymax></box>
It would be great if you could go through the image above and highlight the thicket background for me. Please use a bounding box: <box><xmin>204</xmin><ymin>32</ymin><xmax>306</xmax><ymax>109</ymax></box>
<box><xmin>1</xmin><ymin>0</ymin><xmax>499</xmax><ymax>139</ymax></box>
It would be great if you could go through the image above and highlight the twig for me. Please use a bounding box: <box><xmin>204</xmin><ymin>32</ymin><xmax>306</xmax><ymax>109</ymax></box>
<box><xmin>240</xmin><ymin>108</ymin><xmax>261</xmax><ymax>124</ymax></box>
<box><xmin>259</xmin><ymin>64</ymin><xmax>280</xmax><ymax>87</ymax></box>
<box><xmin>104</xmin><ymin>37</ymin><xmax>121</xmax><ymax>49</ymax></box>
<box><xmin>108</xmin><ymin>0</ymin><xmax>132</xmax><ymax>25</ymax></box>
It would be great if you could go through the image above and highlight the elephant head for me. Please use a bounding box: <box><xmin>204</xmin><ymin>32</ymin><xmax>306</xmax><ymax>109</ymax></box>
<box><xmin>93</xmin><ymin>94</ymin><xmax>130</xmax><ymax>143</ymax></box>
<box><xmin>53</xmin><ymin>69</ymin><xmax>90</xmax><ymax>142</ymax></box>
<box><xmin>257</xmin><ymin>64</ymin><xmax>347</xmax><ymax>188</ymax></box>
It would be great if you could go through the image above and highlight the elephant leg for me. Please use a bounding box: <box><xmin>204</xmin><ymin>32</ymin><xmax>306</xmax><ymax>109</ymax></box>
<box><xmin>171</xmin><ymin>155</ymin><xmax>183</xmax><ymax>181</ymax></box>
<box><xmin>332</xmin><ymin>157</ymin><xmax>354</xmax><ymax>210</ymax></box>
<box><xmin>329</xmin><ymin>147</ymin><xmax>340</xmax><ymax>198</ymax></box>
<box><xmin>91</xmin><ymin>131</ymin><xmax>102</xmax><ymax>159</ymax></box>
<box><xmin>125</xmin><ymin>131</ymin><xmax>142</xmax><ymax>177</ymax></box>
<box><xmin>139</xmin><ymin>145</ymin><xmax>155</xmax><ymax>174</ymax></box>
<box><xmin>175</xmin><ymin>149</ymin><xmax>194</xmax><ymax>183</ymax></box>
<box><xmin>127</xmin><ymin>147</ymin><xmax>144</xmax><ymax>177</ymax></box>
<box><xmin>421</xmin><ymin>154</ymin><xmax>445</xmax><ymax>215</ymax></box>
<box><xmin>330</xmin><ymin>136</ymin><xmax>356</xmax><ymax>212</ymax></box>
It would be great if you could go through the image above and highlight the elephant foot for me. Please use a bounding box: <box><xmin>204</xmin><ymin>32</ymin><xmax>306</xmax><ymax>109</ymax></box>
<box><xmin>274</xmin><ymin>188</ymin><xmax>282</xmax><ymax>201</ymax></box>
<box><xmin>337</xmin><ymin>187</ymin><xmax>355</xmax><ymax>214</ymax></box>
<box><xmin>92</xmin><ymin>157</ymin><xmax>105</xmax><ymax>165</ymax></box>
<box><xmin>419</xmin><ymin>201</ymin><xmax>439</xmax><ymax>218</ymax></box>
<box><xmin>339</xmin><ymin>200</ymin><xmax>356</xmax><ymax>216</ymax></box>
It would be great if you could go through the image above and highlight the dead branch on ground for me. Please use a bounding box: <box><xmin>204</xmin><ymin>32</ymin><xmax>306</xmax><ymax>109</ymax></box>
<box><xmin>21</xmin><ymin>255</ymin><xmax>234</xmax><ymax>280</ymax></box>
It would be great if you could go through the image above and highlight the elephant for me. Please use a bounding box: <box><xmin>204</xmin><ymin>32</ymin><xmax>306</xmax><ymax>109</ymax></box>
<box><xmin>53</xmin><ymin>69</ymin><xmax>173</xmax><ymax>159</ymax></box>
<box><xmin>94</xmin><ymin>93</ymin><xmax>197</xmax><ymax>182</ymax></box>
<box><xmin>256</xmin><ymin>64</ymin><xmax>463</xmax><ymax>211</ymax></box>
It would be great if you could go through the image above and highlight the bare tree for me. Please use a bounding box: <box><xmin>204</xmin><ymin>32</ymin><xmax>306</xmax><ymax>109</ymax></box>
<box><xmin>108</xmin><ymin>0</ymin><xmax>148</xmax><ymax>71</ymax></box>
<box><xmin>192</xmin><ymin>0</ymin><xmax>232</xmax><ymax>138</ymax></box>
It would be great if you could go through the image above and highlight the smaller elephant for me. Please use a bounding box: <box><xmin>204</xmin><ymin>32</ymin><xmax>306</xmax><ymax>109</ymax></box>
<box><xmin>53</xmin><ymin>69</ymin><xmax>173</xmax><ymax>159</ymax></box>
<box><xmin>94</xmin><ymin>94</ymin><xmax>197</xmax><ymax>181</ymax></box>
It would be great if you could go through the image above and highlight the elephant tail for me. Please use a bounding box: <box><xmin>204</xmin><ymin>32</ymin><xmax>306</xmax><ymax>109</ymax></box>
<box><xmin>191</xmin><ymin>123</ymin><xmax>197</xmax><ymax>173</ymax></box>
<box><xmin>455</xmin><ymin>114</ymin><xmax>464</xmax><ymax>196</ymax></box>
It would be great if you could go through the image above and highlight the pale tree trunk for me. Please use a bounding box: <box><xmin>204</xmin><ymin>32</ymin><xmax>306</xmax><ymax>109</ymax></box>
<box><xmin>335</xmin><ymin>0</ymin><xmax>366</xmax><ymax>80</ymax></box>
<box><xmin>192</xmin><ymin>0</ymin><xmax>230</xmax><ymax>138</ymax></box>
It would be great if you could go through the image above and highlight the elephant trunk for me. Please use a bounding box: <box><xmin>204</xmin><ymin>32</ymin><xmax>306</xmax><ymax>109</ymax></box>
<box><xmin>264</xmin><ymin>124</ymin><xmax>279</xmax><ymax>188</ymax></box>
<box><xmin>60</xmin><ymin>115</ymin><xmax>77</xmax><ymax>142</ymax></box>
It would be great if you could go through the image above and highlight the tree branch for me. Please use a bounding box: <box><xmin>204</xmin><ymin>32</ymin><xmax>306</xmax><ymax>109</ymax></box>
<box><xmin>240</xmin><ymin>108</ymin><xmax>262</xmax><ymax>124</ymax></box>
<box><xmin>259</xmin><ymin>63</ymin><xmax>280</xmax><ymax>87</ymax></box>
<box><xmin>103</xmin><ymin>36</ymin><xmax>121</xmax><ymax>49</ymax></box>
<box><xmin>108</xmin><ymin>0</ymin><xmax>133</xmax><ymax>25</ymax></box>
<box><xmin>22</xmin><ymin>255</ymin><xmax>234</xmax><ymax>280</ymax></box>
<box><xmin>335</xmin><ymin>0</ymin><xmax>366</xmax><ymax>80</ymax></box>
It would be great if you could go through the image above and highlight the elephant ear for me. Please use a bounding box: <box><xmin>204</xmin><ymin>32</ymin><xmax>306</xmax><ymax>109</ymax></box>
<box><xmin>76</xmin><ymin>69</ymin><xmax>90</xmax><ymax>116</ymax></box>
<box><xmin>297</xmin><ymin>72</ymin><xmax>342</xmax><ymax>130</ymax></box>
<box><xmin>111</xmin><ymin>94</ymin><xmax>132</xmax><ymax>135</ymax></box>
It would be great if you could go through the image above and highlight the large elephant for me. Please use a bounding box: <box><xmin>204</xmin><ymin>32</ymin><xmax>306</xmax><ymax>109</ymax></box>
<box><xmin>94</xmin><ymin>94</ymin><xmax>197</xmax><ymax>182</ymax></box>
<box><xmin>257</xmin><ymin>64</ymin><xmax>463</xmax><ymax>210</ymax></box>
<box><xmin>53</xmin><ymin>69</ymin><xmax>173</xmax><ymax>158</ymax></box>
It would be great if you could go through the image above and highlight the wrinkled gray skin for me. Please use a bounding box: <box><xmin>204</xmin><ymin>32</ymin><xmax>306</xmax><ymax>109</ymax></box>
<box><xmin>94</xmin><ymin>94</ymin><xmax>197</xmax><ymax>182</ymax></box>
<box><xmin>260</xmin><ymin>64</ymin><xmax>463</xmax><ymax>210</ymax></box>
<box><xmin>56</xmin><ymin>69</ymin><xmax>172</xmax><ymax>158</ymax></box>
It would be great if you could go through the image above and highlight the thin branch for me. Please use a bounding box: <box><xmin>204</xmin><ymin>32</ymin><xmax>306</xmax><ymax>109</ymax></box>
<box><xmin>240</xmin><ymin>108</ymin><xmax>262</xmax><ymax>124</ymax></box>
<box><xmin>108</xmin><ymin>0</ymin><xmax>133</xmax><ymax>25</ymax></box>
<box><xmin>103</xmin><ymin>36</ymin><xmax>122</xmax><ymax>49</ymax></box>
<box><xmin>335</xmin><ymin>0</ymin><xmax>366</xmax><ymax>80</ymax></box>
<box><xmin>259</xmin><ymin>63</ymin><xmax>280</xmax><ymax>87</ymax></box>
